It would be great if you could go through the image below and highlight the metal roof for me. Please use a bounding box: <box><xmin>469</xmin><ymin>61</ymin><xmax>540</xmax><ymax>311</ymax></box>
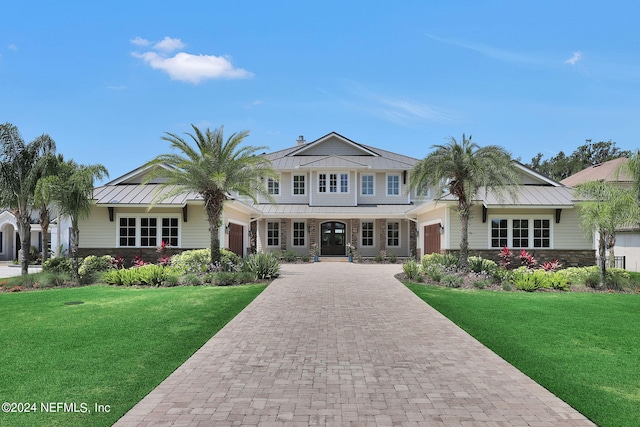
<box><xmin>439</xmin><ymin>185</ymin><xmax>578</xmax><ymax>208</ymax></box>
<box><xmin>93</xmin><ymin>184</ymin><xmax>201</xmax><ymax>206</ymax></box>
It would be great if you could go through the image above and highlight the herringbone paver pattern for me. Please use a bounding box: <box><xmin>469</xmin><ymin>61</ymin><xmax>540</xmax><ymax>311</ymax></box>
<box><xmin>114</xmin><ymin>263</ymin><xmax>594</xmax><ymax>426</ymax></box>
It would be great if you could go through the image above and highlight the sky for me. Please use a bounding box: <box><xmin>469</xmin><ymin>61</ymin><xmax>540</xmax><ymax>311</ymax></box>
<box><xmin>2</xmin><ymin>1</ymin><xmax>640</xmax><ymax>183</ymax></box>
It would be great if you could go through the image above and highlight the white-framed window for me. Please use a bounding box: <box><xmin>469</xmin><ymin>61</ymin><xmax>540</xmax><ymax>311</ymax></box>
<box><xmin>267</xmin><ymin>177</ymin><xmax>280</xmax><ymax>196</ymax></box>
<box><xmin>292</xmin><ymin>221</ymin><xmax>306</xmax><ymax>246</ymax></box>
<box><xmin>489</xmin><ymin>216</ymin><xmax>552</xmax><ymax>249</ymax></box>
<box><xmin>267</xmin><ymin>221</ymin><xmax>280</xmax><ymax>247</ymax></box>
<box><xmin>362</xmin><ymin>221</ymin><xmax>374</xmax><ymax>246</ymax></box>
<box><xmin>387</xmin><ymin>174</ymin><xmax>400</xmax><ymax>196</ymax></box>
<box><xmin>387</xmin><ymin>221</ymin><xmax>400</xmax><ymax>247</ymax></box>
<box><xmin>318</xmin><ymin>172</ymin><xmax>349</xmax><ymax>193</ymax></box>
<box><xmin>292</xmin><ymin>174</ymin><xmax>306</xmax><ymax>196</ymax></box>
<box><xmin>361</xmin><ymin>174</ymin><xmax>374</xmax><ymax>196</ymax></box>
<box><xmin>118</xmin><ymin>216</ymin><xmax>180</xmax><ymax>247</ymax></box>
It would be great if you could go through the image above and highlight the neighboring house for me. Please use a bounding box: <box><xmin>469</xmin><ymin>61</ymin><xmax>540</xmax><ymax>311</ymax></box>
<box><xmin>77</xmin><ymin>132</ymin><xmax>595</xmax><ymax>266</ymax></box>
<box><xmin>560</xmin><ymin>157</ymin><xmax>640</xmax><ymax>271</ymax></box>
<box><xmin>0</xmin><ymin>209</ymin><xmax>61</xmax><ymax>261</ymax></box>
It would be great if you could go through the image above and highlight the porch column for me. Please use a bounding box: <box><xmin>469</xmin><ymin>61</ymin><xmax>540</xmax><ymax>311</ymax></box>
<box><xmin>378</xmin><ymin>219</ymin><xmax>387</xmax><ymax>252</ymax></box>
<box><xmin>308</xmin><ymin>219</ymin><xmax>317</xmax><ymax>247</ymax></box>
<box><xmin>350</xmin><ymin>218</ymin><xmax>360</xmax><ymax>251</ymax></box>
<box><xmin>280</xmin><ymin>219</ymin><xmax>288</xmax><ymax>251</ymax></box>
<box><xmin>409</xmin><ymin>220</ymin><xmax>418</xmax><ymax>259</ymax></box>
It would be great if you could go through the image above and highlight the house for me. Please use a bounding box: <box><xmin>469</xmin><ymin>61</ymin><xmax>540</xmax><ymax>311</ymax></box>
<box><xmin>560</xmin><ymin>157</ymin><xmax>640</xmax><ymax>271</ymax></box>
<box><xmin>76</xmin><ymin>132</ymin><xmax>595</xmax><ymax>266</ymax></box>
<box><xmin>0</xmin><ymin>209</ymin><xmax>62</xmax><ymax>262</ymax></box>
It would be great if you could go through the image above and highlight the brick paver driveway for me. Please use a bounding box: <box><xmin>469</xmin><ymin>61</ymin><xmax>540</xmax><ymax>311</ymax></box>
<box><xmin>115</xmin><ymin>263</ymin><xmax>594</xmax><ymax>426</ymax></box>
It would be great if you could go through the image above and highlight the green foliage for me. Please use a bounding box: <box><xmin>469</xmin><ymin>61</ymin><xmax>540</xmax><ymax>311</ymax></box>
<box><xmin>78</xmin><ymin>255</ymin><xmax>112</xmax><ymax>279</ymax></box>
<box><xmin>421</xmin><ymin>253</ymin><xmax>458</xmax><ymax>269</ymax></box>
<box><xmin>163</xmin><ymin>273</ymin><xmax>180</xmax><ymax>287</ymax></box>
<box><xmin>467</xmin><ymin>256</ymin><xmax>497</xmax><ymax>274</ymax></box>
<box><xmin>423</xmin><ymin>264</ymin><xmax>443</xmax><ymax>283</ymax></box>
<box><xmin>605</xmin><ymin>268</ymin><xmax>631</xmax><ymax>290</ymax></box>
<box><xmin>511</xmin><ymin>269</ymin><xmax>549</xmax><ymax>291</ymax></box>
<box><xmin>136</xmin><ymin>264</ymin><xmax>168</xmax><ymax>287</ymax></box>
<box><xmin>441</xmin><ymin>274</ymin><xmax>463</xmax><ymax>288</ymax></box>
<box><xmin>387</xmin><ymin>252</ymin><xmax>397</xmax><ymax>264</ymax></box>
<box><xmin>472</xmin><ymin>278</ymin><xmax>492</xmax><ymax>289</ymax></box>
<box><xmin>300</xmin><ymin>254</ymin><xmax>311</xmax><ymax>263</ymax></box>
<box><xmin>171</xmin><ymin>249</ymin><xmax>211</xmax><ymax>274</ymax></box>
<box><xmin>214</xmin><ymin>272</ymin><xmax>237</xmax><ymax>286</ymax></box>
<box><xmin>584</xmin><ymin>271</ymin><xmax>602</xmax><ymax>289</ymax></box>
<box><xmin>180</xmin><ymin>273</ymin><xmax>202</xmax><ymax>286</ymax></box>
<box><xmin>402</xmin><ymin>259</ymin><xmax>420</xmax><ymax>280</ymax></box>
<box><xmin>283</xmin><ymin>249</ymin><xmax>297</xmax><ymax>262</ymax></box>
<box><xmin>103</xmin><ymin>269</ymin><xmax>122</xmax><ymax>285</ymax></box>
<box><xmin>547</xmin><ymin>272</ymin><xmax>570</xmax><ymax>291</ymax></box>
<box><xmin>374</xmin><ymin>250</ymin><xmax>387</xmax><ymax>263</ymax></box>
<box><xmin>42</xmin><ymin>256</ymin><xmax>72</xmax><ymax>274</ymax></box>
<box><xmin>501</xmin><ymin>282</ymin><xmax>513</xmax><ymax>291</ymax></box>
<box><xmin>556</xmin><ymin>266</ymin><xmax>599</xmax><ymax>285</ymax></box>
<box><xmin>242</xmin><ymin>252</ymin><xmax>280</xmax><ymax>280</ymax></box>
<box><xmin>218</xmin><ymin>249</ymin><xmax>242</xmax><ymax>272</ymax></box>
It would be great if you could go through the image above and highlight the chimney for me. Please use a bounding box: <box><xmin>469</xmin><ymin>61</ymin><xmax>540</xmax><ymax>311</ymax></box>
<box><xmin>296</xmin><ymin>135</ymin><xmax>306</xmax><ymax>146</ymax></box>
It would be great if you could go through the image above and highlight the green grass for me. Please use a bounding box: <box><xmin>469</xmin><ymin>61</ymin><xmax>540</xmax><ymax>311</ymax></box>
<box><xmin>406</xmin><ymin>283</ymin><xmax>640</xmax><ymax>427</ymax></box>
<box><xmin>0</xmin><ymin>284</ymin><xmax>265</xmax><ymax>426</ymax></box>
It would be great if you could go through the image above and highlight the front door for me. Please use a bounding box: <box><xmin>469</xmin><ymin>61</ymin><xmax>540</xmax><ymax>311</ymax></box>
<box><xmin>320</xmin><ymin>222</ymin><xmax>346</xmax><ymax>255</ymax></box>
<box><xmin>424</xmin><ymin>223</ymin><xmax>441</xmax><ymax>255</ymax></box>
<box><xmin>228</xmin><ymin>223</ymin><xmax>244</xmax><ymax>257</ymax></box>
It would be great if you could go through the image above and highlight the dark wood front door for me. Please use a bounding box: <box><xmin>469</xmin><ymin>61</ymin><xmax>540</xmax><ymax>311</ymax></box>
<box><xmin>320</xmin><ymin>222</ymin><xmax>346</xmax><ymax>255</ymax></box>
<box><xmin>424</xmin><ymin>224</ymin><xmax>441</xmax><ymax>255</ymax></box>
<box><xmin>229</xmin><ymin>223</ymin><xmax>244</xmax><ymax>257</ymax></box>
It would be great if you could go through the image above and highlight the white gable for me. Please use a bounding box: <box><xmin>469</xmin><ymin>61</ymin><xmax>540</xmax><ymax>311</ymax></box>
<box><xmin>288</xmin><ymin>133</ymin><xmax>379</xmax><ymax>157</ymax></box>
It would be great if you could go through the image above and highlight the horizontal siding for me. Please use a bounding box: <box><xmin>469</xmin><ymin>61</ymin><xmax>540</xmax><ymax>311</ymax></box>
<box><xmin>78</xmin><ymin>206</ymin><xmax>117</xmax><ymax>248</ymax></box>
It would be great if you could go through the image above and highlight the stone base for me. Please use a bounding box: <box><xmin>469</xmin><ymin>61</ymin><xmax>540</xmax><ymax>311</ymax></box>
<box><xmin>444</xmin><ymin>249</ymin><xmax>596</xmax><ymax>268</ymax></box>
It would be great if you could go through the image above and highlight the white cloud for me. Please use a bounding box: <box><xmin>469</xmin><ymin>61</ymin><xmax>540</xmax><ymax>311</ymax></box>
<box><xmin>564</xmin><ymin>51</ymin><xmax>583</xmax><ymax>65</ymax></box>
<box><xmin>132</xmin><ymin>51</ymin><xmax>253</xmax><ymax>83</ymax></box>
<box><xmin>8</xmin><ymin>44</ymin><xmax>17</xmax><ymax>51</ymax></box>
<box><xmin>153</xmin><ymin>36</ymin><xmax>185</xmax><ymax>53</ymax></box>
<box><xmin>130</xmin><ymin>37</ymin><xmax>151</xmax><ymax>47</ymax></box>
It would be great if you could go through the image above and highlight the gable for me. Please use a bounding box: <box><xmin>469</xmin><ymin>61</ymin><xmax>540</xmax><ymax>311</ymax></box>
<box><xmin>288</xmin><ymin>133</ymin><xmax>379</xmax><ymax>157</ymax></box>
<box><xmin>106</xmin><ymin>164</ymin><xmax>171</xmax><ymax>185</ymax></box>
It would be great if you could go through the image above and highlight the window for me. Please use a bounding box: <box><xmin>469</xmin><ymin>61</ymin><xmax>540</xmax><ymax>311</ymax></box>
<box><xmin>387</xmin><ymin>222</ymin><xmax>400</xmax><ymax>247</ymax></box>
<box><xmin>491</xmin><ymin>219</ymin><xmax>508</xmax><ymax>248</ymax></box>
<box><xmin>362</xmin><ymin>222</ymin><xmax>374</xmax><ymax>246</ymax></box>
<box><xmin>140</xmin><ymin>217</ymin><xmax>158</xmax><ymax>247</ymax></box>
<box><xmin>267</xmin><ymin>177</ymin><xmax>280</xmax><ymax>195</ymax></box>
<box><xmin>361</xmin><ymin>175</ymin><xmax>374</xmax><ymax>195</ymax></box>
<box><xmin>267</xmin><ymin>222</ymin><xmax>279</xmax><ymax>246</ymax></box>
<box><xmin>119</xmin><ymin>218</ymin><xmax>136</xmax><ymax>247</ymax></box>
<box><xmin>512</xmin><ymin>219</ymin><xmax>529</xmax><ymax>248</ymax></box>
<box><xmin>162</xmin><ymin>218</ymin><xmax>179</xmax><ymax>246</ymax></box>
<box><xmin>293</xmin><ymin>175</ymin><xmax>305</xmax><ymax>195</ymax></box>
<box><xmin>319</xmin><ymin>173</ymin><xmax>349</xmax><ymax>193</ymax></box>
<box><xmin>387</xmin><ymin>174</ymin><xmax>400</xmax><ymax>196</ymax></box>
<box><xmin>118</xmin><ymin>216</ymin><xmax>179</xmax><ymax>247</ymax></box>
<box><xmin>490</xmin><ymin>217</ymin><xmax>551</xmax><ymax>249</ymax></box>
<box><xmin>534</xmin><ymin>219</ymin><xmax>551</xmax><ymax>248</ymax></box>
<box><xmin>293</xmin><ymin>222</ymin><xmax>305</xmax><ymax>246</ymax></box>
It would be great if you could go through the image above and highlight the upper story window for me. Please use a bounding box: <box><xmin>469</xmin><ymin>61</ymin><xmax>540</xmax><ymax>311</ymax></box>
<box><xmin>318</xmin><ymin>173</ymin><xmax>349</xmax><ymax>193</ymax></box>
<box><xmin>387</xmin><ymin>174</ymin><xmax>400</xmax><ymax>196</ymax></box>
<box><xmin>293</xmin><ymin>174</ymin><xmax>305</xmax><ymax>195</ymax></box>
<box><xmin>361</xmin><ymin>175</ymin><xmax>374</xmax><ymax>196</ymax></box>
<box><xmin>267</xmin><ymin>177</ymin><xmax>280</xmax><ymax>195</ymax></box>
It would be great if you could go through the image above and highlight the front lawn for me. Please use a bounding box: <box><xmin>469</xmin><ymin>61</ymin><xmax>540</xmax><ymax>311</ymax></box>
<box><xmin>406</xmin><ymin>283</ymin><xmax>640</xmax><ymax>427</ymax></box>
<box><xmin>0</xmin><ymin>284</ymin><xmax>265</xmax><ymax>427</ymax></box>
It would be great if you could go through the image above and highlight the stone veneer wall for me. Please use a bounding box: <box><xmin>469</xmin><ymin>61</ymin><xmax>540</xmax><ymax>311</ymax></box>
<box><xmin>444</xmin><ymin>249</ymin><xmax>596</xmax><ymax>268</ymax></box>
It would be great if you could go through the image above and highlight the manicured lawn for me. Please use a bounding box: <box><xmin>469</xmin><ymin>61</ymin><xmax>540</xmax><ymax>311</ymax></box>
<box><xmin>0</xmin><ymin>284</ymin><xmax>265</xmax><ymax>427</ymax></box>
<box><xmin>406</xmin><ymin>283</ymin><xmax>640</xmax><ymax>427</ymax></box>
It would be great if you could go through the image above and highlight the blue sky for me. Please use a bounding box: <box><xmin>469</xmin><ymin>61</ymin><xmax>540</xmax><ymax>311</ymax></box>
<box><xmin>2</xmin><ymin>1</ymin><xmax>639</xmax><ymax>182</ymax></box>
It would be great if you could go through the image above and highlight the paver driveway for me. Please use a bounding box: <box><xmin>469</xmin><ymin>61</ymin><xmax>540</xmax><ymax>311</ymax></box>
<box><xmin>114</xmin><ymin>263</ymin><xmax>594</xmax><ymax>426</ymax></box>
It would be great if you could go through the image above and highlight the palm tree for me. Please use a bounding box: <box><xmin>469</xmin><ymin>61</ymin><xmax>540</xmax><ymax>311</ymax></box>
<box><xmin>619</xmin><ymin>150</ymin><xmax>640</xmax><ymax>201</ymax></box>
<box><xmin>34</xmin><ymin>154</ymin><xmax>64</xmax><ymax>263</ymax></box>
<box><xmin>574</xmin><ymin>180</ymin><xmax>639</xmax><ymax>284</ymax></box>
<box><xmin>144</xmin><ymin>124</ymin><xmax>276</xmax><ymax>265</ymax></box>
<box><xmin>0</xmin><ymin>123</ymin><xmax>56</xmax><ymax>274</ymax></box>
<box><xmin>410</xmin><ymin>134</ymin><xmax>519</xmax><ymax>270</ymax></box>
<box><xmin>37</xmin><ymin>158</ymin><xmax>108</xmax><ymax>280</ymax></box>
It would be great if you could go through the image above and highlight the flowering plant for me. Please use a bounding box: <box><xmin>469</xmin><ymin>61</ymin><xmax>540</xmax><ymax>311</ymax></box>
<box><xmin>309</xmin><ymin>243</ymin><xmax>319</xmax><ymax>256</ymax></box>
<box><xmin>347</xmin><ymin>243</ymin><xmax>356</xmax><ymax>256</ymax></box>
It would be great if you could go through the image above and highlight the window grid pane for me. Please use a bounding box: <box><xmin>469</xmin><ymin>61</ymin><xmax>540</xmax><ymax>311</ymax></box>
<box><xmin>491</xmin><ymin>219</ymin><xmax>508</xmax><ymax>248</ymax></box>
<box><xmin>293</xmin><ymin>222</ymin><xmax>305</xmax><ymax>246</ymax></box>
<box><xmin>140</xmin><ymin>217</ymin><xmax>158</xmax><ymax>247</ymax></box>
<box><xmin>387</xmin><ymin>222</ymin><xmax>399</xmax><ymax>247</ymax></box>
<box><xmin>119</xmin><ymin>217</ymin><xmax>136</xmax><ymax>247</ymax></box>
<box><xmin>362</xmin><ymin>222</ymin><xmax>374</xmax><ymax>246</ymax></box>
<box><xmin>267</xmin><ymin>222</ymin><xmax>280</xmax><ymax>246</ymax></box>
<box><xmin>267</xmin><ymin>178</ymin><xmax>279</xmax><ymax>195</ymax></box>
<box><xmin>329</xmin><ymin>174</ymin><xmax>337</xmax><ymax>193</ymax></box>
<box><xmin>512</xmin><ymin>219</ymin><xmax>529</xmax><ymax>248</ymax></box>
<box><xmin>387</xmin><ymin>175</ymin><xmax>400</xmax><ymax>195</ymax></box>
<box><xmin>362</xmin><ymin>175</ymin><xmax>373</xmax><ymax>195</ymax></box>
<box><xmin>318</xmin><ymin>174</ymin><xmax>327</xmax><ymax>193</ymax></box>
<box><xmin>533</xmin><ymin>219</ymin><xmax>550</xmax><ymax>248</ymax></box>
<box><xmin>293</xmin><ymin>175</ymin><xmax>305</xmax><ymax>195</ymax></box>
<box><xmin>161</xmin><ymin>217</ymin><xmax>179</xmax><ymax>246</ymax></box>
<box><xmin>340</xmin><ymin>173</ymin><xmax>348</xmax><ymax>193</ymax></box>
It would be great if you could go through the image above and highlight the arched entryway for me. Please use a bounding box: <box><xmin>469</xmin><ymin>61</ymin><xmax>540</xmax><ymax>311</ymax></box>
<box><xmin>320</xmin><ymin>221</ymin><xmax>346</xmax><ymax>256</ymax></box>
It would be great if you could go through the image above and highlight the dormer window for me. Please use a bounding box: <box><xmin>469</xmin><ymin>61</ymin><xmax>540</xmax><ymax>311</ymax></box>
<box><xmin>267</xmin><ymin>177</ymin><xmax>280</xmax><ymax>196</ymax></box>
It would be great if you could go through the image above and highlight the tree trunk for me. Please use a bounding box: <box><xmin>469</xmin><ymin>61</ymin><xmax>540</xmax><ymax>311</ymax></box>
<box><xmin>598</xmin><ymin>231</ymin><xmax>607</xmax><ymax>286</ymax></box>
<box><xmin>15</xmin><ymin>211</ymin><xmax>31</xmax><ymax>275</ymax></box>
<box><xmin>40</xmin><ymin>208</ymin><xmax>50</xmax><ymax>262</ymax></box>
<box><xmin>606</xmin><ymin>233</ymin><xmax>616</xmax><ymax>269</ymax></box>
<box><xmin>70</xmin><ymin>217</ymin><xmax>80</xmax><ymax>281</ymax></box>
<box><xmin>204</xmin><ymin>192</ymin><xmax>225</xmax><ymax>266</ymax></box>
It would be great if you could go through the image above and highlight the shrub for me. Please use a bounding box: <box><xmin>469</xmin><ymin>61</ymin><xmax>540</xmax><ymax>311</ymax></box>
<box><xmin>518</xmin><ymin>250</ymin><xmax>537</xmax><ymax>269</ymax></box>
<box><xmin>300</xmin><ymin>254</ymin><xmax>311</xmax><ymax>263</ymax></box>
<box><xmin>103</xmin><ymin>269</ymin><xmax>123</xmax><ymax>285</ymax></box>
<box><xmin>136</xmin><ymin>264</ymin><xmax>167</xmax><ymax>286</ymax></box>
<box><xmin>171</xmin><ymin>249</ymin><xmax>211</xmax><ymax>274</ymax></box>
<box><xmin>388</xmin><ymin>252</ymin><xmax>397</xmax><ymax>264</ymax></box>
<box><xmin>235</xmin><ymin>271</ymin><xmax>256</xmax><ymax>284</ymax></box>
<box><xmin>120</xmin><ymin>269</ymin><xmax>141</xmax><ymax>286</ymax></box>
<box><xmin>78</xmin><ymin>255</ymin><xmax>112</xmax><ymax>279</ymax></box>
<box><xmin>512</xmin><ymin>269</ymin><xmax>549</xmax><ymax>291</ymax></box>
<box><xmin>402</xmin><ymin>259</ymin><xmax>420</xmax><ymax>280</ymax></box>
<box><xmin>214</xmin><ymin>272</ymin><xmax>237</xmax><ymax>286</ymax></box>
<box><xmin>38</xmin><ymin>272</ymin><xmax>72</xmax><ymax>288</ymax></box>
<box><xmin>473</xmin><ymin>278</ymin><xmax>492</xmax><ymax>289</ymax></box>
<box><xmin>548</xmin><ymin>272</ymin><xmax>569</xmax><ymax>291</ymax></box>
<box><xmin>556</xmin><ymin>266</ymin><xmax>599</xmax><ymax>285</ymax></box>
<box><xmin>605</xmin><ymin>268</ymin><xmax>631</xmax><ymax>290</ymax></box>
<box><xmin>423</xmin><ymin>264</ymin><xmax>443</xmax><ymax>283</ymax></box>
<box><xmin>110</xmin><ymin>255</ymin><xmax>126</xmax><ymax>269</ymax></box>
<box><xmin>421</xmin><ymin>253</ymin><xmax>458</xmax><ymax>269</ymax></box>
<box><xmin>502</xmin><ymin>282</ymin><xmax>513</xmax><ymax>291</ymax></box>
<box><xmin>242</xmin><ymin>252</ymin><xmax>280</xmax><ymax>280</ymax></box>
<box><xmin>43</xmin><ymin>257</ymin><xmax>72</xmax><ymax>274</ymax></box>
<box><xmin>374</xmin><ymin>250</ymin><xmax>387</xmax><ymax>263</ymax></box>
<box><xmin>498</xmin><ymin>246</ymin><xmax>513</xmax><ymax>269</ymax></box>
<box><xmin>180</xmin><ymin>273</ymin><xmax>202</xmax><ymax>286</ymax></box>
<box><xmin>220</xmin><ymin>249</ymin><xmax>242</xmax><ymax>271</ymax></box>
<box><xmin>541</xmin><ymin>259</ymin><xmax>562</xmax><ymax>272</ymax></box>
<box><xmin>283</xmin><ymin>249</ymin><xmax>297</xmax><ymax>263</ymax></box>
<box><xmin>585</xmin><ymin>271</ymin><xmax>602</xmax><ymax>289</ymax></box>
<box><xmin>442</xmin><ymin>274</ymin><xmax>463</xmax><ymax>288</ymax></box>
<box><xmin>163</xmin><ymin>273</ymin><xmax>180</xmax><ymax>287</ymax></box>
<box><xmin>468</xmin><ymin>256</ymin><xmax>497</xmax><ymax>274</ymax></box>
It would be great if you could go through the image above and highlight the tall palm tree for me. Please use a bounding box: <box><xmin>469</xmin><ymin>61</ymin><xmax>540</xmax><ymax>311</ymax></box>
<box><xmin>574</xmin><ymin>180</ymin><xmax>639</xmax><ymax>283</ymax></box>
<box><xmin>0</xmin><ymin>123</ymin><xmax>56</xmax><ymax>274</ymax></box>
<box><xmin>34</xmin><ymin>153</ymin><xmax>64</xmax><ymax>263</ymax></box>
<box><xmin>144</xmin><ymin>124</ymin><xmax>276</xmax><ymax>265</ymax></box>
<box><xmin>619</xmin><ymin>150</ymin><xmax>640</xmax><ymax>201</ymax></box>
<box><xmin>37</xmin><ymin>158</ymin><xmax>108</xmax><ymax>280</ymax></box>
<box><xmin>410</xmin><ymin>134</ymin><xmax>519</xmax><ymax>270</ymax></box>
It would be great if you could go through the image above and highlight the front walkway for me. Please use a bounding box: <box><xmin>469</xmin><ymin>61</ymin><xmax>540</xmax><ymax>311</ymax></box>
<box><xmin>115</xmin><ymin>263</ymin><xmax>594</xmax><ymax>426</ymax></box>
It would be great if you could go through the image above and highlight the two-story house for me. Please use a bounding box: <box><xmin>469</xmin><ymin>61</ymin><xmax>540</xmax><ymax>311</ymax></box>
<box><xmin>77</xmin><ymin>132</ymin><xmax>595</xmax><ymax>266</ymax></box>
